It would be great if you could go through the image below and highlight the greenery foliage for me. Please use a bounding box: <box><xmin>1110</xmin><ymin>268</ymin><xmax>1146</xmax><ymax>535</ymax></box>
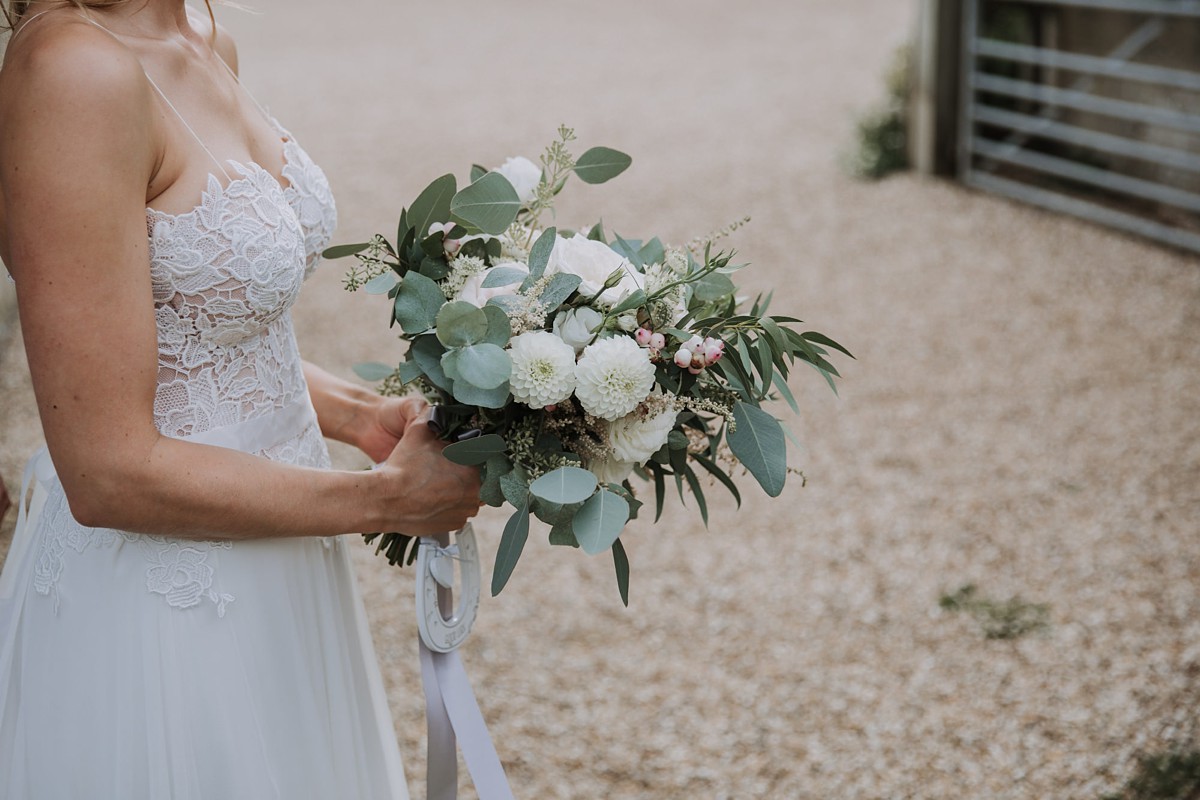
<box><xmin>845</xmin><ymin>44</ymin><xmax>911</xmax><ymax>181</ymax></box>
<box><xmin>939</xmin><ymin>583</ymin><xmax>1050</xmax><ymax>640</ymax></box>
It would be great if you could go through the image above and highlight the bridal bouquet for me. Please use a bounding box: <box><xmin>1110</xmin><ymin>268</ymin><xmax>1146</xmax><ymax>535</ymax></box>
<box><xmin>325</xmin><ymin>127</ymin><xmax>849</xmax><ymax>604</ymax></box>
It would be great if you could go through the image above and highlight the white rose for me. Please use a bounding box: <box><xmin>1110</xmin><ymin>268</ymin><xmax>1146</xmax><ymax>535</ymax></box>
<box><xmin>609</xmin><ymin>407</ymin><xmax>677</xmax><ymax>464</ymax></box>
<box><xmin>456</xmin><ymin>261</ymin><xmax>529</xmax><ymax>307</ymax></box>
<box><xmin>588</xmin><ymin>456</ymin><xmax>635</xmax><ymax>485</ymax></box>
<box><xmin>551</xmin><ymin>306</ymin><xmax>605</xmax><ymax>354</ymax></box>
<box><xmin>493</xmin><ymin>156</ymin><xmax>543</xmax><ymax>206</ymax></box>
<box><xmin>545</xmin><ymin>234</ymin><xmax>642</xmax><ymax>307</ymax></box>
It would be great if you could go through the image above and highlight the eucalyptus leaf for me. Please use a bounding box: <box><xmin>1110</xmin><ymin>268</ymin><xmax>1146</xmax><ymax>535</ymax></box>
<box><xmin>491</xmin><ymin>501</ymin><xmax>530</xmax><ymax>596</ymax></box>
<box><xmin>693</xmin><ymin>271</ymin><xmax>737</xmax><ymax>303</ymax></box>
<box><xmin>610</xmin><ymin>289</ymin><xmax>647</xmax><ymax>315</ymax></box>
<box><xmin>499</xmin><ymin>468</ymin><xmax>529</xmax><ymax>507</ymax></box>
<box><xmin>394</xmin><ymin>272</ymin><xmax>445</xmax><ymax>333</ymax></box>
<box><xmin>450</xmin><ymin>172</ymin><xmax>521</xmax><ymax>235</ymax></box>
<box><xmin>728</xmin><ymin>402</ymin><xmax>787</xmax><ymax>497</ymax></box>
<box><xmin>408</xmin><ymin>174</ymin><xmax>457</xmax><ymax>242</ymax></box>
<box><xmin>612</xmin><ymin>538</ymin><xmax>630</xmax><ymax>607</ymax></box>
<box><xmin>451</xmin><ymin>380</ymin><xmax>510</xmax><ymax>409</ymax></box>
<box><xmin>536</xmin><ymin>272</ymin><xmax>582</xmax><ymax>310</ymax></box>
<box><xmin>610</xmin><ymin>233</ymin><xmax>644</xmax><ymax>269</ymax></box>
<box><xmin>572</xmin><ymin>489</ymin><xmax>630</xmax><ymax>555</ymax></box>
<box><xmin>549</xmin><ymin>522</ymin><xmax>580</xmax><ymax>548</ymax></box>
<box><xmin>481</xmin><ymin>305</ymin><xmax>512</xmax><ymax>347</ymax></box>
<box><xmin>573</xmin><ymin>146</ymin><xmax>633</xmax><ymax>184</ymax></box>
<box><xmin>363</xmin><ymin>273</ymin><xmax>398</xmax><ymax>295</ymax></box>
<box><xmin>442</xmin><ymin>433</ymin><xmax>507</xmax><ymax>466</ymax></box>
<box><xmin>480</xmin><ymin>266</ymin><xmax>528</xmax><ymax>289</ymax></box>
<box><xmin>352</xmin><ymin>362</ymin><xmax>394</xmax><ymax>381</ymax></box>
<box><xmin>526</xmin><ymin>227</ymin><xmax>557</xmax><ymax>283</ymax></box>
<box><xmin>322</xmin><ymin>242</ymin><xmax>370</xmax><ymax>260</ymax></box>
<box><xmin>470</xmin><ymin>164</ymin><xmax>488</xmax><ymax>183</ymax></box>
<box><xmin>435</xmin><ymin>301</ymin><xmax>490</xmax><ymax>348</ymax></box>
<box><xmin>455</xmin><ymin>343</ymin><xmax>511</xmax><ymax>389</ymax></box>
<box><xmin>410</xmin><ymin>335</ymin><xmax>451</xmax><ymax>391</ymax></box>
<box><xmin>397</xmin><ymin>361</ymin><xmax>424</xmax><ymax>385</ymax></box>
<box><xmin>529</xmin><ymin>466</ymin><xmax>597</xmax><ymax>505</ymax></box>
<box><xmin>480</xmin><ymin>455</ymin><xmax>511</xmax><ymax>507</ymax></box>
<box><xmin>638</xmin><ymin>237</ymin><xmax>666</xmax><ymax>267</ymax></box>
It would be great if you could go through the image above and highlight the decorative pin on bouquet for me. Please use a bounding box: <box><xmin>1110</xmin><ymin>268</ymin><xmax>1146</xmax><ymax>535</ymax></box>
<box><xmin>325</xmin><ymin>126</ymin><xmax>850</xmax><ymax>605</ymax></box>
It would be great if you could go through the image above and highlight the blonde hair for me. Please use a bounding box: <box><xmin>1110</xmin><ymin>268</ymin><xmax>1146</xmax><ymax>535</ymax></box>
<box><xmin>2</xmin><ymin>1</ymin><xmax>217</xmax><ymax>37</ymax></box>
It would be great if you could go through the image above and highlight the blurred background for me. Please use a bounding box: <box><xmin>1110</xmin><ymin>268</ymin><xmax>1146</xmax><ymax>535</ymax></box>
<box><xmin>2</xmin><ymin>0</ymin><xmax>1199</xmax><ymax>797</ymax></box>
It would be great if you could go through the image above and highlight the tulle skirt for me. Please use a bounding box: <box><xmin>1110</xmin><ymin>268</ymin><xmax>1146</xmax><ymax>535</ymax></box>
<box><xmin>0</xmin><ymin>450</ymin><xmax>409</xmax><ymax>800</ymax></box>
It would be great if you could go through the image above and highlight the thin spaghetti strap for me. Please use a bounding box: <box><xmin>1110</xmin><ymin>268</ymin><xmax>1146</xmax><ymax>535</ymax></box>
<box><xmin>69</xmin><ymin>12</ymin><xmax>234</xmax><ymax>182</ymax></box>
<box><xmin>8</xmin><ymin>8</ymin><xmax>56</xmax><ymax>41</ymax></box>
<box><xmin>212</xmin><ymin>54</ymin><xmax>280</xmax><ymax>133</ymax></box>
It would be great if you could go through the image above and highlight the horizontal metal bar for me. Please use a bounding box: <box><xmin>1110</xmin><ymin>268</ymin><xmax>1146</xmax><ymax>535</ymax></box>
<box><xmin>974</xmin><ymin>104</ymin><xmax>1200</xmax><ymax>172</ymax></box>
<box><xmin>972</xmin><ymin>137</ymin><xmax>1200</xmax><ymax>212</ymax></box>
<box><xmin>964</xmin><ymin>170</ymin><xmax>1200</xmax><ymax>253</ymax></box>
<box><xmin>974</xmin><ymin>73</ymin><xmax>1200</xmax><ymax>135</ymax></box>
<box><xmin>994</xmin><ymin>0</ymin><xmax>1200</xmax><ymax>16</ymax></box>
<box><xmin>975</xmin><ymin>38</ymin><xmax>1200</xmax><ymax>91</ymax></box>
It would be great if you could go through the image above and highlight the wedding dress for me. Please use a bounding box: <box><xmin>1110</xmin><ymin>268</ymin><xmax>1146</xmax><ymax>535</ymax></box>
<box><xmin>0</xmin><ymin>13</ymin><xmax>409</xmax><ymax>799</ymax></box>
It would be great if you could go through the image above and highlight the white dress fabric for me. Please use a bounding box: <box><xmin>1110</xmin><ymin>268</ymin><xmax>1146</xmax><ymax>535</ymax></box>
<box><xmin>0</xmin><ymin>46</ymin><xmax>410</xmax><ymax>799</ymax></box>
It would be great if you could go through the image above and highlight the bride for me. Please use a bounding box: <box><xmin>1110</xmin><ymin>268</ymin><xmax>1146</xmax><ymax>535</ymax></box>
<box><xmin>0</xmin><ymin>0</ymin><xmax>480</xmax><ymax>797</ymax></box>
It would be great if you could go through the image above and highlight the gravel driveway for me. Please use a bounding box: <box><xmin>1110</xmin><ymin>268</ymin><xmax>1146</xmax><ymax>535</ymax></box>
<box><xmin>2</xmin><ymin>1</ymin><xmax>1198</xmax><ymax>797</ymax></box>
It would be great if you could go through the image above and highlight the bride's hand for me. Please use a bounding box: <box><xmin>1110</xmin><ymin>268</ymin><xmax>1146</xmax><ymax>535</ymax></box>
<box><xmin>355</xmin><ymin>395</ymin><xmax>428</xmax><ymax>464</ymax></box>
<box><xmin>376</xmin><ymin>409</ymin><xmax>482</xmax><ymax>535</ymax></box>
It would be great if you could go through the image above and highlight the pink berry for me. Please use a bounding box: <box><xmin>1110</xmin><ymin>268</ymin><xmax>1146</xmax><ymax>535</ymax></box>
<box><xmin>635</xmin><ymin>327</ymin><xmax>653</xmax><ymax>347</ymax></box>
<box><xmin>688</xmin><ymin>366</ymin><xmax>703</xmax><ymax>375</ymax></box>
<box><xmin>649</xmin><ymin>332</ymin><xmax>666</xmax><ymax>350</ymax></box>
<box><xmin>673</xmin><ymin>348</ymin><xmax>692</xmax><ymax>368</ymax></box>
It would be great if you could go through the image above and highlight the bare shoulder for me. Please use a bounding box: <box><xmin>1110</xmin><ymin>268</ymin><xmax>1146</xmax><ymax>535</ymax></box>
<box><xmin>188</xmin><ymin>5</ymin><xmax>239</xmax><ymax>74</ymax></box>
<box><xmin>0</xmin><ymin>15</ymin><xmax>154</xmax><ymax>139</ymax></box>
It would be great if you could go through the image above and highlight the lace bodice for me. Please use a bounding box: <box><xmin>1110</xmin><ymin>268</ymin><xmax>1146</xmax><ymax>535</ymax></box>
<box><xmin>30</xmin><ymin>116</ymin><xmax>339</xmax><ymax>617</ymax></box>
<box><xmin>148</xmin><ymin>118</ymin><xmax>337</xmax><ymax>439</ymax></box>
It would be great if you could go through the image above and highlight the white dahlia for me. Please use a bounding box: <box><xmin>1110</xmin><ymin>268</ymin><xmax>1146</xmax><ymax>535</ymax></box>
<box><xmin>609</xmin><ymin>406</ymin><xmax>678</xmax><ymax>464</ymax></box>
<box><xmin>587</xmin><ymin>456</ymin><xmax>635</xmax><ymax>485</ymax></box>
<box><xmin>508</xmin><ymin>331</ymin><xmax>577</xmax><ymax>408</ymax></box>
<box><xmin>574</xmin><ymin>336</ymin><xmax>656</xmax><ymax>421</ymax></box>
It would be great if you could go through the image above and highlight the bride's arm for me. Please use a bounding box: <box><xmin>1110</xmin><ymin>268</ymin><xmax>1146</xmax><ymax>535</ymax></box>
<box><xmin>0</xmin><ymin>25</ymin><xmax>478</xmax><ymax>540</ymax></box>
<box><xmin>303</xmin><ymin>362</ymin><xmax>427</xmax><ymax>464</ymax></box>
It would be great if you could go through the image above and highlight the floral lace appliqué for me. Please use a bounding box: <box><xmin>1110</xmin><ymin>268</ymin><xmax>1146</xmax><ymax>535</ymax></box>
<box><xmin>30</xmin><ymin>125</ymin><xmax>337</xmax><ymax>618</ymax></box>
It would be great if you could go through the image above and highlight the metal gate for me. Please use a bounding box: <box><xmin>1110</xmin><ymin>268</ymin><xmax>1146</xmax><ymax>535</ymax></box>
<box><xmin>958</xmin><ymin>0</ymin><xmax>1200</xmax><ymax>253</ymax></box>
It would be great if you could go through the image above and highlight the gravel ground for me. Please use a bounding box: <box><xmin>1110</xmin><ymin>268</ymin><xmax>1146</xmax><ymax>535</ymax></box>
<box><xmin>3</xmin><ymin>1</ymin><xmax>1199</xmax><ymax>797</ymax></box>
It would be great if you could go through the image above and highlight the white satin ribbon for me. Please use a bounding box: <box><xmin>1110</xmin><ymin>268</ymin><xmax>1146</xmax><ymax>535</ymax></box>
<box><xmin>419</xmin><ymin>640</ymin><xmax>514</xmax><ymax>800</ymax></box>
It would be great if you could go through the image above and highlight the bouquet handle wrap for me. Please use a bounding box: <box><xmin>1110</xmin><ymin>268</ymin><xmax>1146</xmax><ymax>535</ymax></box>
<box><xmin>416</xmin><ymin>528</ymin><xmax>513</xmax><ymax>800</ymax></box>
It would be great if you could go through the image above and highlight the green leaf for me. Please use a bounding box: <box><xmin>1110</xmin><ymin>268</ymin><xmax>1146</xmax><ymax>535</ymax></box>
<box><xmin>612</xmin><ymin>539</ymin><xmax>630</xmax><ymax>607</ymax></box>
<box><xmin>682</xmin><ymin>463</ymin><xmax>708</xmax><ymax>527</ymax></box>
<box><xmin>757</xmin><ymin>336</ymin><xmax>775</xmax><ymax>392</ymax></box>
<box><xmin>397</xmin><ymin>361</ymin><xmax>424</xmax><ymax>385</ymax></box>
<box><xmin>408</xmin><ymin>174</ymin><xmax>457</xmax><ymax>242</ymax></box>
<box><xmin>481</xmin><ymin>305</ymin><xmax>511</xmax><ymax>347</ymax></box>
<box><xmin>480</xmin><ymin>455</ymin><xmax>510</xmax><ymax>507</ymax></box>
<box><xmin>536</xmin><ymin>272</ymin><xmax>581</xmax><ymax>310</ymax></box>
<box><xmin>587</xmin><ymin>221</ymin><xmax>605</xmax><ymax>241</ymax></box>
<box><xmin>451</xmin><ymin>380</ymin><xmax>510</xmax><ymax>409</ymax></box>
<box><xmin>667</xmin><ymin>430</ymin><xmax>689</xmax><ymax>450</ymax></box>
<box><xmin>691</xmin><ymin>452</ymin><xmax>742</xmax><ymax>508</ymax></box>
<box><xmin>394</xmin><ymin>272</ymin><xmax>445</xmax><ymax>334</ymax></box>
<box><xmin>573</xmin><ymin>146</ymin><xmax>632</xmax><ymax>184</ymax></box>
<box><xmin>801</xmin><ymin>330</ymin><xmax>854</xmax><ymax>359</ymax></box>
<box><xmin>529</xmin><ymin>466</ymin><xmax>597</xmax><ymax>505</ymax></box>
<box><xmin>363</xmin><ymin>273</ymin><xmax>398</xmax><ymax>295</ymax></box>
<box><xmin>548</xmin><ymin>521</ymin><xmax>579</xmax><ymax>547</ymax></box>
<box><xmin>442</xmin><ymin>434</ymin><xmax>507</xmax><ymax>466</ymax></box>
<box><xmin>491</xmin><ymin>501</ymin><xmax>530</xmax><ymax>596</ymax></box>
<box><xmin>526</xmin><ymin>227</ymin><xmax>556</xmax><ymax>283</ymax></box>
<box><xmin>499</xmin><ymin>468</ymin><xmax>529</xmax><ymax>507</ymax></box>
<box><xmin>610</xmin><ymin>233</ymin><xmax>644</xmax><ymax>269</ymax></box>
<box><xmin>322</xmin><ymin>242</ymin><xmax>370</xmax><ymax>260</ymax></box>
<box><xmin>728</xmin><ymin>402</ymin><xmax>788</xmax><ymax>497</ymax></box>
<box><xmin>454</xmin><ymin>343</ymin><xmax>511</xmax><ymax>389</ymax></box>
<box><xmin>773</xmin><ymin>374</ymin><xmax>800</xmax><ymax>414</ymax></box>
<box><xmin>435</xmin><ymin>301</ymin><xmax>490</xmax><ymax>347</ymax></box>
<box><xmin>638</xmin><ymin>237</ymin><xmax>666</xmax><ymax>267</ymax></box>
<box><xmin>572</xmin><ymin>489</ymin><xmax>630</xmax><ymax>555</ymax></box>
<box><xmin>451</xmin><ymin>172</ymin><xmax>521</xmax><ymax>235</ymax></box>
<box><xmin>410</xmin><ymin>335</ymin><xmax>450</xmax><ymax>390</ymax></box>
<box><xmin>693</xmin><ymin>271</ymin><xmax>737</xmax><ymax>302</ymax></box>
<box><xmin>653</xmin><ymin>466</ymin><xmax>666</xmax><ymax>522</ymax></box>
<box><xmin>610</xmin><ymin>289</ymin><xmax>647</xmax><ymax>315</ymax></box>
<box><xmin>480</xmin><ymin>266</ymin><xmax>528</xmax><ymax>289</ymax></box>
<box><xmin>352</xmin><ymin>362</ymin><xmax>394</xmax><ymax>381</ymax></box>
<box><xmin>470</xmin><ymin>164</ymin><xmax>488</xmax><ymax>183</ymax></box>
